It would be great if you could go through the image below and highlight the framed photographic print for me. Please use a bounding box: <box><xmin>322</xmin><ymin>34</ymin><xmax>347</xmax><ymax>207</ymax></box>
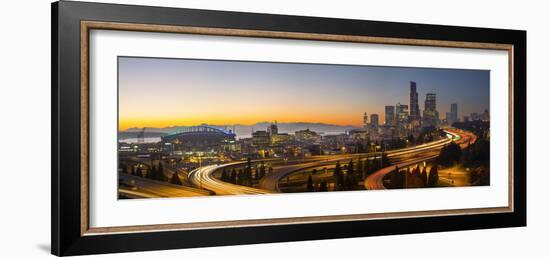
<box><xmin>51</xmin><ymin>1</ymin><xmax>526</xmax><ymax>256</ymax></box>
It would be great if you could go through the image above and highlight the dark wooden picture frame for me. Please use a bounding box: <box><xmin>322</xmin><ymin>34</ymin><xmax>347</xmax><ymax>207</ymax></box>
<box><xmin>52</xmin><ymin>1</ymin><xmax>526</xmax><ymax>256</ymax></box>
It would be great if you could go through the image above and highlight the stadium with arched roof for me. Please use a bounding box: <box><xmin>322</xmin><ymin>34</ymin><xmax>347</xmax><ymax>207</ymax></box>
<box><xmin>161</xmin><ymin>125</ymin><xmax>236</xmax><ymax>150</ymax></box>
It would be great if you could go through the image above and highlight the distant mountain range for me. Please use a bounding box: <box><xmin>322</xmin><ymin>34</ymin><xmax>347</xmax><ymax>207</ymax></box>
<box><xmin>121</xmin><ymin>122</ymin><xmax>361</xmax><ymax>139</ymax></box>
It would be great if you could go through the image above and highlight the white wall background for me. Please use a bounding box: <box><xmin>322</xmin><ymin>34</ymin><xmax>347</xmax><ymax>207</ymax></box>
<box><xmin>0</xmin><ymin>0</ymin><xmax>546</xmax><ymax>256</ymax></box>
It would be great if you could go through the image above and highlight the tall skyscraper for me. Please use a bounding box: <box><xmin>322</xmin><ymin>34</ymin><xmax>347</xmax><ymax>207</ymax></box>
<box><xmin>395</xmin><ymin>103</ymin><xmax>409</xmax><ymax>137</ymax></box>
<box><xmin>450</xmin><ymin>103</ymin><xmax>458</xmax><ymax>124</ymax></box>
<box><xmin>385</xmin><ymin>106</ymin><xmax>395</xmax><ymax>125</ymax></box>
<box><xmin>368</xmin><ymin>113</ymin><xmax>380</xmax><ymax>139</ymax></box>
<box><xmin>445</xmin><ymin>111</ymin><xmax>453</xmax><ymax>125</ymax></box>
<box><xmin>422</xmin><ymin>93</ymin><xmax>439</xmax><ymax>128</ymax></box>
<box><xmin>409</xmin><ymin>81</ymin><xmax>420</xmax><ymax>121</ymax></box>
<box><xmin>395</xmin><ymin>103</ymin><xmax>409</xmax><ymax>125</ymax></box>
<box><xmin>425</xmin><ymin>93</ymin><xmax>436</xmax><ymax>111</ymax></box>
<box><xmin>370</xmin><ymin>114</ymin><xmax>379</xmax><ymax>127</ymax></box>
<box><xmin>363</xmin><ymin>112</ymin><xmax>369</xmax><ymax>128</ymax></box>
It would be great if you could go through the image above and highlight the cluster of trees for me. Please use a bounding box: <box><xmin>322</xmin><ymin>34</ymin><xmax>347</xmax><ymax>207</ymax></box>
<box><xmin>332</xmin><ymin>160</ymin><xmax>359</xmax><ymax>191</ymax></box>
<box><xmin>219</xmin><ymin>159</ymin><xmax>273</xmax><ymax>186</ymax></box>
<box><xmin>462</xmin><ymin>139</ymin><xmax>490</xmax><ymax>166</ymax></box>
<box><xmin>306</xmin><ymin>175</ymin><xmax>329</xmax><ymax>192</ymax></box>
<box><xmin>146</xmin><ymin>162</ymin><xmax>168</xmax><ymax>182</ymax></box>
<box><xmin>463</xmin><ymin>138</ymin><xmax>490</xmax><ymax>186</ymax></box>
<box><xmin>121</xmin><ymin>161</ymin><xmax>184</xmax><ymax>186</ymax></box>
<box><xmin>386</xmin><ymin>165</ymin><xmax>439</xmax><ymax>189</ymax></box>
<box><xmin>121</xmin><ymin>163</ymin><xmax>147</xmax><ymax>178</ymax></box>
<box><xmin>452</xmin><ymin>120</ymin><xmax>490</xmax><ymax>139</ymax></box>
<box><xmin>469</xmin><ymin>167</ymin><xmax>490</xmax><ymax>186</ymax></box>
<box><xmin>436</xmin><ymin>137</ymin><xmax>490</xmax><ymax>186</ymax></box>
<box><xmin>436</xmin><ymin>142</ymin><xmax>463</xmax><ymax>167</ymax></box>
<box><xmin>328</xmin><ymin>156</ymin><xmax>390</xmax><ymax>191</ymax></box>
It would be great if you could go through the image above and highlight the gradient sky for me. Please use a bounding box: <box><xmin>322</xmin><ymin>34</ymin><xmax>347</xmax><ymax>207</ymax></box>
<box><xmin>118</xmin><ymin>57</ymin><xmax>489</xmax><ymax>131</ymax></box>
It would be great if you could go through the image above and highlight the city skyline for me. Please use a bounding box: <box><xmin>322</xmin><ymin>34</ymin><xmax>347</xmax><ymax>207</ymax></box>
<box><xmin>118</xmin><ymin>56</ymin><xmax>491</xmax><ymax>199</ymax></box>
<box><xmin>118</xmin><ymin>57</ymin><xmax>490</xmax><ymax>131</ymax></box>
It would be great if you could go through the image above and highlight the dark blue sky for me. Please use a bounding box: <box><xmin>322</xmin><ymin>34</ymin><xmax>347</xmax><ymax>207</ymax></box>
<box><xmin>118</xmin><ymin>57</ymin><xmax>489</xmax><ymax>129</ymax></box>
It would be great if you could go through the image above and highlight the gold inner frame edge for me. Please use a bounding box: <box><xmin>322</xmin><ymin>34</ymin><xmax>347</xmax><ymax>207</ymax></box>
<box><xmin>79</xmin><ymin>20</ymin><xmax>515</xmax><ymax>236</ymax></box>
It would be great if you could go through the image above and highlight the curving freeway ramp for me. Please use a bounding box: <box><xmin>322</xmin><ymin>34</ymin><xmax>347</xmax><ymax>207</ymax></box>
<box><xmin>188</xmin><ymin>162</ymin><xmax>273</xmax><ymax>195</ymax></box>
<box><xmin>364</xmin><ymin>129</ymin><xmax>477</xmax><ymax>190</ymax></box>
<box><xmin>188</xmin><ymin>128</ymin><xmax>477</xmax><ymax>195</ymax></box>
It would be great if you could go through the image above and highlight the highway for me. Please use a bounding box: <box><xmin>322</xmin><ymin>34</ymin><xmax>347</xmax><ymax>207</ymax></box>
<box><xmin>188</xmin><ymin>162</ymin><xmax>273</xmax><ymax>195</ymax></box>
<box><xmin>187</xmin><ymin>128</ymin><xmax>477</xmax><ymax>195</ymax></box>
<box><xmin>188</xmin><ymin>155</ymin><xmax>368</xmax><ymax>194</ymax></box>
<box><xmin>259</xmin><ymin>155</ymin><xmax>363</xmax><ymax>191</ymax></box>
<box><xmin>118</xmin><ymin>173</ymin><xmax>211</xmax><ymax>198</ymax></box>
<box><xmin>364</xmin><ymin>128</ymin><xmax>477</xmax><ymax>190</ymax></box>
<box><xmin>260</xmin><ymin>129</ymin><xmax>464</xmax><ymax>192</ymax></box>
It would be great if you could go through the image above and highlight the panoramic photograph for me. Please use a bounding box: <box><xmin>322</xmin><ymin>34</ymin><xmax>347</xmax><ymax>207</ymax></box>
<box><xmin>117</xmin><ymin>56</ymin><xmax>491</xmax><ymax>199</ymax></box>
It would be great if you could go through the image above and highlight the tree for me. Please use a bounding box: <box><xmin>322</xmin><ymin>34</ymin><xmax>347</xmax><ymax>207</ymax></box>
<box><xmin>230</xmin><ymin>169</ymin><xmax>237</xmax><ymax>184</ymax></box>
<box><xmin>221</xmin><ymin>169</ymin><xmax>227</xmax><ymax>181</ymax></box>
<box><xmin>346</xmin><ymin>171</ymin><xmax>358</xmax><ymax>190</ymax></box>
<box><xmin>237</xmin><ymin>170</ymin><xmax>245</xmax><ymax>185</ymax></box>
<box><xmin>155</xmin><ymin>163</ymin><xmax>166</xmax><ymax>181</ymax></box>
<box><xmin>347</xmin><ymin>159</ymin><xmax>355</xmax><ymax>177</ymax></box>
<box><xmin>358</xmin><ymin>159</ymin><xmax>365</xmax><ymax>179</ymax></box>
<box><xmin>243</xmin><ymin>158</ymin><xmax>252</xmax><ymax>185</ymax></box>
<box><xmin>306</xmin><ymin>175</ymin><xmax>314</xmax><ymax>192</ymax></box>
<box><xmin>436</xmin><ymin>142</ymin><xmax>462</xmax><ymax>167</ymax></box>
<box><xmin>407</xmin><ymin>134</ymin><xmax>415</xmax><ymax>146</ymax></box>
<box><xmin>333</xmin><ymin>161</ymin><xmax>343</xmax><ymax>190</ymax></box>
<box><xmin>428</xmin><ymin>166</ymin><xmax>439</xmax><ymax>186</ymax></box>
<box><xmin>147</xmin><ymin>165</ymin><xmax>157</xmax><ymax>179</ymax></box>
<box><xmin>170</xmin><ymin>172</ymin><xmax>182</xmax><ymax>185</ymax></box>
<box><xmin>319</xmin><ymin>180</ymin><xmax>328</xmax><ymax>192</ymax></box>
<box><xmin>387</xmin><ymin>166</ymin><xmax>403</xmax><ymax>189</ymax></box>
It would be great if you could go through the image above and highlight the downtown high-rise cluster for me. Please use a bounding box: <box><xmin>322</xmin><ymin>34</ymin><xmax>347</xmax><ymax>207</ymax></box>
<box><xmin>363</xmin><ymin>81</ymin><xmax>462</xmax><ymax>141</ymax></box>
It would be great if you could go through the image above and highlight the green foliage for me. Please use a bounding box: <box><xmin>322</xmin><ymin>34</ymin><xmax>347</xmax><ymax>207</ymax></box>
<box><xmin>358</xmin><ymin>159</ymin><xmax>365</xmax><ymax>179</ymax></box>
<box><xmin>462</xmin><ymin>139</ymin><xmax>490</xmax><ymax>166</ymax></box>
<box><xmin>427</xmin><ymin>166</ymin><xmax>439</xmax><ymax>186</ymax></box>
<box><xmin>386</xmin><ymin>166</ymin><xmax>404</xmax><ymax>189</ymax></box>
<box><xmin>306</xmin><ymin>174</ymin><xmax>314</xmax><ymax>192</ymax></box>
<box><xmin>318</xmin><ymin>180</ymin><xmax>328</xmax><ymax>192</ymax></box>
<box><xmin>170</xmin><ymin>172</ymin><xmax>182</xmax><ymax>185</ymax></box>
<box><xmin>221</xmin><ymin>169</ymin><xmax>227</xmax><ymax>182</ymax></box>
<box><xmin>147</xmin><ymin>165</ymin><xmax>157</xmax><ymax>179</ymax></box>
<box><xmin>436</xmin><ymin>142</ymin><xmax>462</xmax><ymax>167</ymax></box>
<box><xmin>347</xmin><ymin>159</ymin><xmax>354</xmax><ymax>176</ymax></box>
<box><xmin>230</xmin><ymin>169</ymin><xmax>237</xmax><ymax>184</ymax></box>
<box><xmin>157</xmin><ymin>163</ymin><xmax>164</xmax><ymax>179</ymax></box>
<box><xmin>469</xmin><ymin>167</ymin><xmax>490</xmax><ymax>186</ymax></box>
<box><xmin>333</xmin><ymin>161</ymin><xmax>343</xmax><ymax>190</ymax></box>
